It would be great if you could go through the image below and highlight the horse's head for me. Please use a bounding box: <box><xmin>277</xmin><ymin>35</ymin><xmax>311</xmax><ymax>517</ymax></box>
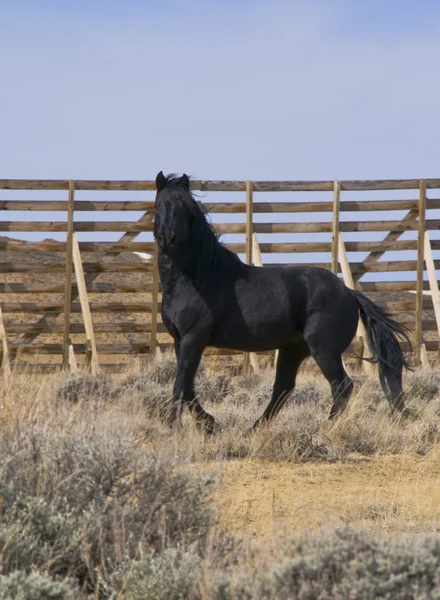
<box><xmin>154</xmin><ymin>171</ymin><xmax>193</xmax><ymax>257</ymax></box>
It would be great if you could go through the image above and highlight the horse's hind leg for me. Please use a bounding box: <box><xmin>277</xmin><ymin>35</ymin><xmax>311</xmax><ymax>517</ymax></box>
<box><xmin>253</xmin><ymin>343</ymin><xmax>310</xmax><ymax>428</ymax></box>
<box><xmin>311</xmin><ymin>350</ymin><xmax>354</xmax><ymax>419</ymax></box>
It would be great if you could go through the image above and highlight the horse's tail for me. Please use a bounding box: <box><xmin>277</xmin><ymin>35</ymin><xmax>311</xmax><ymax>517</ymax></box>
<box><xmin>351</xmin><ymin>290</ymin><xmax>412</xmax><ymax>398</ymax></box>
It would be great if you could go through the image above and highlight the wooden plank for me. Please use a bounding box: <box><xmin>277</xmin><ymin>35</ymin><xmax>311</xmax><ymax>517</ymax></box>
<box><xmin>0</xmin><ymin>180</ymin><xmax>244</xmax><ymax>192</ymax></box>
<box><xmin>1</xmin><ymin>197</ymin><xmax>439</xmax><ymax>213</ymax></box>
<box><xmin>63</xmin><ymin>180</ymin><xmax>75</xmax><ymax>367</ymax></box>
<box><xmin>0</xmin><ymin>301</ymin><xmax>155</xmax><ymax>313</ymax></box>
<box><xmin>246</xmin><ymin>240</ymin><xmax>416</xmax><ymax>254</ymax></box>
<box><xmin>424</xmin><ymin>231</ymin><xmax>440</xmax><ymax>363</ymax></box>
<box><xmin>338</xmin><ymin>235</ymin><xmax>375</xmax><ymax>375</ymax></box>
<box><xmin>352</xmin><ymin>207</ymin><xmax>419</xmax><ymax>283</ymax></box>
<box><xmin>0</xmin><ymin>201</ymin><xmax>69</xmax><ymax>211</ymax></box>
<box><xmin>0</xmin><ymin>222</ymin><xmax>69</xmax><ymax>232</ymax></box>
<box><xmin>331</xmin><ymin>180</ymin><xmax>341</xmax><ymax>275</ymax></box>
<box><xmin>409</xmin><ymin>320</ymin><xmax>437</xmax><ymax>332</ymax></box>
<box><xmin>2</xmin><ymin>177</ymin><xmax>440</xmax><ymax>192</ymax></box>
<box><xmin>212</xmin><ymin>220</ymin><xmax>430</xmax><ymax>235</ymax></box>
<box><xmin>358</xmin><ymin>281</ymin><xmax>428</xmax><ymax>292</ymax></box>
<box><xmin>252</xmin><ymin>199</ymin><xmax>419</xmax><ymax>213</ymax></box>
<box><xmin>0</xmin><ymin>282</ymin><xmax>155</xmax><ymax>294</ymax></box>
<box><xmin>0</xmin><ymin>240</ymin><xmax>157</xmax><ymax>253</ymax></box>
<box><xmin>0</xmin><ymin>262</ymin><xmax>154</xmax><ymax>273</ymax></box>
<box><xmin>339</xmin><ymin>220</ymin><xmax>431</xmax><ymax>233</ymax></box>
<box><xmin>0</xmin><ymin>303</ymin><xmax>11</xmax><ymax>388</ymax></box>
<box><xmin>415</xmin><ymin>180</ymin><xmax>427</xmax><ymax>365</ymax></box>
<box><xmin>262</xmin><ymin>261</ymin><xmax>434</xmax><ymax>273</ymax></box>
<box><xmin>254</xmin><ymin>179</ymin><xmax>440</xmax><ymax>191</ymax></box>
<box><xmin>14</xmin><ymin>205</ymin><xmax>158</xmax><ymax>349</ymax></box>
<box><xmin>10</xmin><ymin>363</ymin><xmax>154</xmax><ymax>374</ymax></box>
<box><xmin>243</xmin><ymin>181</ymin><xmax>254</xmax><ymax>376</ymax></box>
<box><xmin>345</xmin><ymin>240</ymin><xmax>418</xmax><ymax>252</ymax></box>
<box><xmin>9</xmin><ymin>343</ymin><xmax>151</xmax><ymax>355</ymax></box>
<box><xmin>9</xmin><ymin>340</ymin><xmax>424</xmax><ymax>357</ymax></box>
<box><xmin>230</xmin><ymin>242</ymin><xmax>330</xmax><ymax>253</ymax></box>
<box><xmin>150</xmin><ymin>240</ymin><xmax>160</xmax><ymax>358</ymax></box>
<box><xmin>72</xmin><ymin>233</ymin><xmax>99</xmax><ymax>375</ymax></box>
<box><xmin>4</xmin><ymin>322</ymin><xmax>166</xmax><ymax>334</ymax></box>
<box><xmin>0</xmin><ymin>180</ymin><xmax>70</xmax><ymax>190</ymax></box>
<box><xmin>220</xmin><ymin>198</ymin><xmax>440</xmax><ymax>213</ymax></box>
<box><xmin>0</xmin><ymin>220</ymin><xmax>154</xmax><ymax>232</ymax></box>
<box><xmin>349</xmin><ymin>261</ymin><xmax>428</xmax><ymax>273</ymax></box>
<box><xmin>0</xmin><ymin>260</ymin><xmax>422</xmax><ymax>276</ymax></box>
<box><xmin>132</xmin><ymin>239</ymin><xmax>419</xmax><ymax>254</ymax></box>
<box><xmin>10</xmin><ymin>364</ymin><xmax>135</xmax><ymax>374</ymax></box>
<box><xmin>10</xmin><ymin>340</ymin><xmax>439</xmax><ymax>360</ymax></box>
<box><xmin>74</xmin><ymin>201</ymin><xmax>154</xmax><ymax>211</ymax></box>
<box><xmin>0</xmin><ymin>238</ymin><xmax>421</xmax><ymax>255</ymax></box>
<box><xmin>0</xmin><ymin>200</ymin><xmax>154</xmax><ymax>211</ymax></box>
<box><xmin>376</xmin><ymin>299</ymin><xmax>430</xmax><ymax>311</ymax></box>
<box><xmin>339</xmin><ymin>179</ymin><xmax>440</xmax><ymax>191</ymax></box>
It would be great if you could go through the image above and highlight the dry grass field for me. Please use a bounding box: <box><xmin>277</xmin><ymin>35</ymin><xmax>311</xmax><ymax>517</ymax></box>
<box><xmin>2</xmin><ymin>354</ymin><xmax>440</xmax><ymax>598</ymax></box>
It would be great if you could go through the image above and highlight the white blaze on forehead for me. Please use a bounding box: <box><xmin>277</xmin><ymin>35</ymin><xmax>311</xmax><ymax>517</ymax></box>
<box><xmin>133</xmin><ymin>252</ymin><xmax>153</xmax><ymax>262</ymax></box>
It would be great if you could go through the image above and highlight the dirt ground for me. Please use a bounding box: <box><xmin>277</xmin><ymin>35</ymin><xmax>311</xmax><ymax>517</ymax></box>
<box><xmin>216</xmin><ymin>450</ymin><xmax>440</xmax><ymax>538</ymax></box>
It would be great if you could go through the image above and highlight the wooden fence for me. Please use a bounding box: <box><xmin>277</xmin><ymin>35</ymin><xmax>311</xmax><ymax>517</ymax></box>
<box><xmin>0</xmin><ymin>177</ymin><xmax>439</xmax><ymax>379</ymax></box>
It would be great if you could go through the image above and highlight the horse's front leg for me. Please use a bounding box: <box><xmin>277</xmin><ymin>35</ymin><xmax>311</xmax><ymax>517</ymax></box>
<box><xmin>170</xmin><ymin>334</ymin><xmax>217</xmax><ymax>434</ymax></box>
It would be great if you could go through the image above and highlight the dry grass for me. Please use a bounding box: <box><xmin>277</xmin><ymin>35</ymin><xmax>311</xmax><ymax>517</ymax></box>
<box><xmin>2</xmin><ymin>356</ymin><xmax>440</xmax><ymax>597</ymax></box>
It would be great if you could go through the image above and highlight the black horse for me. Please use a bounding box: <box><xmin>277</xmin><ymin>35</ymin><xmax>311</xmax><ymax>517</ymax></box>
<box><xmin>153</xmin><ymin>171</ymin><xmax>412</xmax><ymax>432</ymax></box>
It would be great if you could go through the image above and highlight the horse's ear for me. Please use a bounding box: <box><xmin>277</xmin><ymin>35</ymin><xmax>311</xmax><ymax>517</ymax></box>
<box><xmin>155</xmin><ymin>171</ymin><xmax>167</xmax><ymax>191</ymax></box>
<box><xmin>181</xmin><ymin>173</ymin><xmax>190</xmax><ymax>190</ymax></box>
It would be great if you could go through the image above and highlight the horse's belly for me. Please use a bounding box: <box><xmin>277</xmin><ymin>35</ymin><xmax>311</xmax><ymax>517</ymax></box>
<box><xmin>210</xmin><ymin>318</ymin><xmax>302</xmax><ymax>352</ymax></box>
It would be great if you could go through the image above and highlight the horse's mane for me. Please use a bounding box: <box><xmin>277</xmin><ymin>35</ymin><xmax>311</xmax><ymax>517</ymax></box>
<box><xmin>162</xmin><ymin>174</ymin><xmax>242</xmax><ymax>281</ymax></box>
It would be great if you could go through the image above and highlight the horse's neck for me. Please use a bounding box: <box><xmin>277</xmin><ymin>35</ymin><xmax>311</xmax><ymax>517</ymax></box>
<box><xmin>157</xmin><ymin>239</ymin><xmax>243</xmax><ymax>294</ymax></box>
<box><xmin>157</xmin><ymin>253</ymin><xmax>183</xmax><ymax>294</ymax></box>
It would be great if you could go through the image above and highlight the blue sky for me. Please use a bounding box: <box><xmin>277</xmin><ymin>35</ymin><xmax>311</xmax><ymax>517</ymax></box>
<box><xmin>2</xmin><ymin>0</ymin><xmax>440</xmax><ymax>180</ymax></box>
<box><xmin>1</xmin><ymin>1</ymin><xmax>439</xmax><ymax>278</ymax></box>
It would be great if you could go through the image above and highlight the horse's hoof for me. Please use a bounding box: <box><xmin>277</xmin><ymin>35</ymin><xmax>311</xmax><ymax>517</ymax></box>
<box><xmin>251</xmin><ymin>419</ymin><xmax>265</xmax><ymax>432</ymax></box>
<box><xmin>400</xmin><ymin>407</ymin><xmax>413</xmax><ymax>420</ymax></box>
<box><xmin>197</xmin><ymin>418</ymin><xmax>218</xmax><ymax>436</ymax></box>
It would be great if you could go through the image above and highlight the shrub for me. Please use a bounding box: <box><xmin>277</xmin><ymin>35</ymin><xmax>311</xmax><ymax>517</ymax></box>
<box><xmin>56</xmin><ymin>374</ymin><xmax>117</xmax><ymax>404</ymax></box>
<box><xmin>0</xmin><ymin>571</ymin><xmax>83</xmax><ymax>600</ymax></box>
<box><xmin>0</xmin><ymin>423</ymin><xmax>215</xmax><ymax>593</ymax></box>
<box><xmin>211</xmin><ymin>528</ymin><xmax>440</xmax><ymax>600</ymax></box>
<box><xmin>112</xmin><ymin>549</ymin><xmax>201</xmax><ymax>600</ymax></box>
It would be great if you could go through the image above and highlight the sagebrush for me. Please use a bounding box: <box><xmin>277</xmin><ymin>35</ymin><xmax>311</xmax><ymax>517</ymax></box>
<box><xmin>1</xmin><ymin>358</ymin><xmax>440</xmax><ymax>597</ymax></box>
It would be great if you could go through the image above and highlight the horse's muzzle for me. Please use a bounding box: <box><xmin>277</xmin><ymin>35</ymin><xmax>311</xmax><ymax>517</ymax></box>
<box><xmin>157</xmin><ymin>233</ymin><xmax>176</xmax><ymax>251</ymax></box>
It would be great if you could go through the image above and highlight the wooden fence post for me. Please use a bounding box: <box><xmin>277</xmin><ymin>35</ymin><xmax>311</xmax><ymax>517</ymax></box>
<box><xmin>63</xmin><ymin>179</ymin><xmax>75</xmax><ymax>368</ymax></box>
<box><xmin>338</xmin><ymin>234</ymin><xmax>375</xmax><ymax>375</ymax></box>
<box><xmin>0</xmin><ymin>303</ymin><xmax>11</xmax><ymax>388</ymax></box>
<box><xmin>415</xmin><ymin>179</ymin><xmax>427</xmax><ymax>366</ymax></box>
<box><xmin>252</xmin><ymin>232</ymin><xmax>263</xmax><ymax>268</ymax></box>
<box><xmin>252</xmin><ymin>232</ymin><xmax>277</xmax><ymax>369</ymax></box>
<box><xmin>424</xmin><ymin>231</ymin><xmax>440</xmax><ymax>364</ymax></box>
<box><xmin>68</xmin><ymin>344</ymin><xmax>78</xmax><ymax>374</ymax></box>
<box><xmin>331</xmin><ymin>180</ymin><xmax>341</xmax><ymax>275</ymax></box>
<box><xmin>243</xmin><ymin>180</ymin><xmax>253</xmax><ymax>375</ymax></box>
<box><xmin>72</xmin><ymin>233</ymin><xmax>99</xmax><ymax>375</ymax></box>
<box><xmin>150</xmin><ymin>240</ymin><xmax>160</xmax><ymax>359</ymax></box>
